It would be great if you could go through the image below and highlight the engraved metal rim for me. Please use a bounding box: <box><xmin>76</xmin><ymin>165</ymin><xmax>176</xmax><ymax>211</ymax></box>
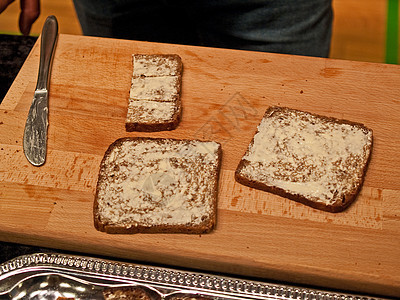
<box><xmin>0</xmin><ymin>253</ymin><xmax>387</xmax><ymax>300</ymax></box>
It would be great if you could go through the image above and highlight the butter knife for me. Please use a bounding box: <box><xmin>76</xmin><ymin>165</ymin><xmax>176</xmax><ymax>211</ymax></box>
<box><xmin>23</xmin><ymin>15</ymin><xmax>58</xmax><ymax>166</ymax></box>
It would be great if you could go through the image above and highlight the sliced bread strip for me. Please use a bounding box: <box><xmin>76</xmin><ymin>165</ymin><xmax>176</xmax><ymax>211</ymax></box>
<box><xmin>126</xmin><ymin>54</ymin><xmax>182</xmax><ymax>132</ymax></box>
<box><xmin>133</xmin><ymin>54</ymin><xmax>182</xmax><ymax>77</ymax></box>
<box><xmin>94</xmin><ymin>137</ymin><xmax>222</xmax><ymax>233</ymax></box>
<box><xmin>235</xmin><ymin>106</ymin><xmax>373</xmax><ymax>212</ymax></box>
<box><xmin>126</xmin><ymin>99</ymin><xmax>181</xmax><ymax>131</ymax></box>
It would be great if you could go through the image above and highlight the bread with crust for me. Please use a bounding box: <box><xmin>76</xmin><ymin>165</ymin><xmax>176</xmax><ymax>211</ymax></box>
<box><xmin>126</xmin><ymin>54</ymin><xmax>183</xmax><ymax>132</ymax></box>
<box><xmin>235</xmin><ymin>106</ymin><xmax>373</xmax><ymax>212</ymax></box>
<box><xmin>94</xmin><ymin>137</ymin><xmax>222</xmax><ymax>233</ymax></box>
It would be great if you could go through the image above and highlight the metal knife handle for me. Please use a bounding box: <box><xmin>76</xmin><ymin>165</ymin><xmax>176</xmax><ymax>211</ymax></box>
<box><xmin>36</xmin><ymin>15</ymin><xmax>58</xmax><ymax>91</ymax></box>
<box><xmin>23</xmin><ymin>16</ymin><xmax>58</xmax><ymax>166</ymax></box>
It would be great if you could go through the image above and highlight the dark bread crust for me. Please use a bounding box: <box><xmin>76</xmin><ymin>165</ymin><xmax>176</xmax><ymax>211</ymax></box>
<box><xmin>126</xmin><ymin>54</ymin><xmax>183</xmax><ymax>132</ymax></box>
<box><xmin>263</xmin><ymin>106</ymin><xmax>373</xmax><ymax>129</ymax></box>
<box><xmin>235</xmin><ymin>158</ymin><xmax>371</xmax><ymax>213</ymax></box>
<box><xmin>94</xmin><ymin>137</ymin><xmax>222</xmax><ymax>234</ymax></box>
<box><xmin>235</xmin><ymin>106</ymin><xmax>373</xmax><ymax>213</ymax></box>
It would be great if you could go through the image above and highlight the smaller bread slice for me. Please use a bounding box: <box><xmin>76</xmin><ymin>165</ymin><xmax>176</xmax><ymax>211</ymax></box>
<box><xmin>126</xmin><ymin>99</ymin><xmax>181</xmax><ymax>132</ymax></box>
<box><xmin>126</xmin><ymin>54</ymin><xmax>183</xmax><ymax>132</ymax></box>
<box><xmin>94</xmin><ymin>137</ymin><xmax>222</xmax><ymax>233</ymax></box>
<box><xmin>235</xmin><ymin>106</ymin><xmax>373</xmax><ymax>212</ymax></box>
<box><xmin>130</xmin><ymin>76</ymin><xmax>181</xmax><ymax>102</ymax></box>
<box><xmin>103</xmin><ymin>286</ymin><xmax>153</xmax><ymax>300</ymax></box>
<box><xmin>133</xmin><ymin>54</ymin><xmax>182</xmax><ymax>77</ymax></box>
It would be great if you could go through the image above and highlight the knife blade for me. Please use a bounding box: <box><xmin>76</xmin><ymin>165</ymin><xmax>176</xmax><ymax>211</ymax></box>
<box><xmin>23</xmin><ymin>15</ymin><xmax>58</xmax><ymax>166</ymax></box>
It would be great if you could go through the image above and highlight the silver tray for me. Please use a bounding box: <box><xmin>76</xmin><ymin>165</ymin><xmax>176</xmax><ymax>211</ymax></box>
<box><xmin>0</xmin><ymin>253</ymin><xmax>388</xmax><ymax>300</ymax></box>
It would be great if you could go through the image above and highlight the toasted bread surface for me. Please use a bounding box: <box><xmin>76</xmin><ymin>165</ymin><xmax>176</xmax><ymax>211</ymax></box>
<box><xmin>94</xmin><ymin>137</ymin><xmax>222</xmax><ymax>233</ymax></box>
<box><xmin>235</xmin><ymin>106</ymin><xmax>373</xmax><ymax>212</ymax></box>
<box><xmin>126</xmin><ymin>54</ymin><xmax>182</xmax><ymax>132</ymax></box>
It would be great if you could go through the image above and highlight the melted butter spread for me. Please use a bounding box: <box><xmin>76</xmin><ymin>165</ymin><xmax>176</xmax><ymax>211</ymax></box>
<box><xmin>133</xmin><ymin>54</ymin><xmax>181</xmax><ymax>77</ymax></box>
<box><xmin>126</xmin><ymin>99</ymin><xmax>176</xmax><ymax>123</ymax></box>
<box><xmin>97</xmin><ymin>139</ymin><xmax>220</xmax><ymax>227</ymax></box>
<box><xmin>240</xmin><ymin>108</ymin><xmax>373</xmax><ymax>205</ymax></box>
<box><xmin>127</xmin><ymin>54</ymin><xmax>182</xmax><ymax>124</ymax></box>
<box><xmin>130</xmin><ymin>76</ymin><xmax>179</xmax><ymax>101</ymax></box>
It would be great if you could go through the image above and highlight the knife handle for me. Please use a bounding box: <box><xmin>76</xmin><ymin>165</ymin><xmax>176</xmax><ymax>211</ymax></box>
<box><xmin>36</xmin><ymin>15</ymin><xmax>58</xmax><ymax>91</ymax></box>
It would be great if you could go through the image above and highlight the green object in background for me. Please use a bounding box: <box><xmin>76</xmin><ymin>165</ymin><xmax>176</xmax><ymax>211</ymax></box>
<box><xmin>0</xmin><ymin>31</ymin><xmax>22</xmax><ymax>35</ymax></box>
<box><xmin>386</xmin><ymin>0</ymin><xmax>399</xmax><ymax>64</ymax></box>
<box><xmin>0</xmin><ymin>31</ymin><xmax>39</xmax><ymax>37</ymax></box>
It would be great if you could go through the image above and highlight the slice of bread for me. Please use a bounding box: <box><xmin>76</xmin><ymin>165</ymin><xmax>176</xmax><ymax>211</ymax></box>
<box><xmin>103</xmin><ymin>286</ymin><xmax>153</xmax><ymax>300</ymax></box>
<box><xmin>126</xmin><ymin>99</ymin><xmax>181</xmax><ymax>131</ymax></box>
<box><xmin>94</xmin><ymin>137</ymin><xmax>222</xmax><ymax>233</ymax></box>
<box><xmin>235</xmin><ymin>106</ymin><xmax>373</xmax><ymax>212</ymax></box>
<box><xmin>130</xmin><ymin>76</ymin><xmax>181</xmax><ymax>102</ymax></box>
<box><xmin>126</xmin><ymin>54</ymin><xmax>182</xmax><ymax>132</ymax></box>
<box><xmin>133</xmin><ymin>54</ymin><xmax>182</xmax><ymax>77</ymax></box>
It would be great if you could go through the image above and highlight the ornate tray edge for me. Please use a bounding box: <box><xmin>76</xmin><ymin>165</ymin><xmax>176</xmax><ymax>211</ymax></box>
<box><xmin>0</xmin><ymin>252</ymin><xmax>388</xmax><ymax>300</ymax></box>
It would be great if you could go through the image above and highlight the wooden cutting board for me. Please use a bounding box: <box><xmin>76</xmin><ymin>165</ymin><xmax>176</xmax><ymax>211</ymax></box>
<box><xmin>1</xmin><ymin>34</ymin><xmax>399</xmax><ymax>297</ymax></box>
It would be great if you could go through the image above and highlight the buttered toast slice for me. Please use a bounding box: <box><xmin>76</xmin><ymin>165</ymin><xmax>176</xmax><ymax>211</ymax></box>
<box><xmin>126</xmin><ymin>54</ymin><xmax>182</xmax><ymax>132</ymax></box>
<box><xmin>235</xmin><ymin>106</ymin><xmax>373</xmax><ymax>212</ymax></box>
<box><xmin>94</xmin><ymin>137</ymin><xmax>222</xmax><ymax>233</ymax></box>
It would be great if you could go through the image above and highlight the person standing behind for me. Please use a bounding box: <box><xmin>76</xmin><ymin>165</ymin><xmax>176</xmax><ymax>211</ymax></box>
<box><xmin>1</xmin><ymin>0</ymin><xmax>333</xmax><ymax>58</ymax></box>
<box><xmin>0</xmin><ymin>0</ymin><xmax>40</xmax><ymax>36</ymax></box>
<box><xmin>72</xmin><ymin>0</ymin><xmax>333</xmax><ymax>57</ymax></box>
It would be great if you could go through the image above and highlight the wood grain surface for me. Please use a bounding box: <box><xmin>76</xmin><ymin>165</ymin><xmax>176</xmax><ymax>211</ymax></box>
<box><xmin>1</xmin><ymin>34</ymin><xmax>400</xmax><ymax>298</ymax></box>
